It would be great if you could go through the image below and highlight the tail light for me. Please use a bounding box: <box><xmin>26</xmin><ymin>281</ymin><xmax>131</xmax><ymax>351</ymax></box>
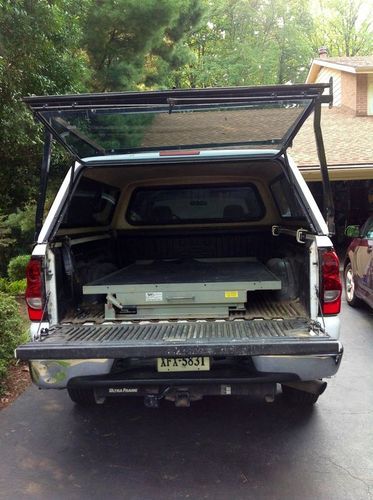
<box><xmin>25</xmin><ymin>257</ymin><xmax>45</xmax><ymax>321</ymax></box>
<box><xmin>320</xmin><ymin>250</ymin><xmax>341</xmax><ymax>315</ymax></box>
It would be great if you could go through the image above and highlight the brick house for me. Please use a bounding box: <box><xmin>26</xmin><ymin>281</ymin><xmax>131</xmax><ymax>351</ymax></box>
<box><xmin>306</xmin><ymin>54</ymin><xmax>373</xmax><ymax>116</ymax></box>
<box><xmin>290</xmin><ymin>55</ymin><xmax>373</xmax><ymax>242</ymax></box>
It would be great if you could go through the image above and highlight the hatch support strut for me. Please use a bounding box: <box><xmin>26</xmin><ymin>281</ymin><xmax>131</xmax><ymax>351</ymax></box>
<box><xmin>34</xmin><ymin>128</ymin><xmax>52</xmax><ymax>242</ymax></box>
<box><xmin>313</xmin><ymin>100</ymin><xmax>335</xmax><ymax>236</ymax></box>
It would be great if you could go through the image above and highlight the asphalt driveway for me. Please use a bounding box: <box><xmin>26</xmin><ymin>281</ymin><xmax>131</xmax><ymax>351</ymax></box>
<box><xmin>0</xmin><ymin>299</ymin><xmax>372</xmax><ymax>500</ymax></box>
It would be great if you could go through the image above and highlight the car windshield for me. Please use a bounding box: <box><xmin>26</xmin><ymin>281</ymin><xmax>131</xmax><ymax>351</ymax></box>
<box><xmin>37</xmin><ymin>99</ymin><xmax>312</xmax><ymax>158</ymax></box>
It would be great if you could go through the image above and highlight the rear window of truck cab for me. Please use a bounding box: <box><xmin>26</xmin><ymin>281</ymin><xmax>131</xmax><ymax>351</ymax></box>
<box><xmin>126</xmin><ymin>184</ymin><xmax>265</xmax><ymax>225</ymax></box>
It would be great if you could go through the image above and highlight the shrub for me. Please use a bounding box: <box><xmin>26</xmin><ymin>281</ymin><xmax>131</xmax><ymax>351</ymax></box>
<box><xmin>0</xmin><ymin>205</ymin><xmax>34</xmax><ymax>276</ymax></box>
<box><xmin>0</xmin><ymin>292</ymin><xmax>28</xmax><ymax>380</ymax></box>
<box><xmin>7</xmin><ymin>279</ymin><xmax>27</xmax><ymax>295</ymax></box>
<box><xmin>7</xmin><ymin>254</ymin><xmax>30</xmax><ymax>281</ymax></box>
<box><xmin>0</xmin><ymin>278</ymin><xmax>9</xmax><ymax>293</ymax></box>
<box><xmin>0</xmin><ymin>278</ymin><xmax>27</xmax><ymax>296</ymax></box>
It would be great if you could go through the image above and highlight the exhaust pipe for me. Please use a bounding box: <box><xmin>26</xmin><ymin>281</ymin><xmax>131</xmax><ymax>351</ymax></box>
<box><xmin>282</xmin><ymin>380</ymin><xmax>327</xmax><ymax>396</ymax></box>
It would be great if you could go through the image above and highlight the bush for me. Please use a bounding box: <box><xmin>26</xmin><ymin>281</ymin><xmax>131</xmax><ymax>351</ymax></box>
<box><xmin>0</xmin><ymin>292</ymin><xmax>28</xmax><ymax>380</ymax></box>
<box><xmin>0</xmin><ymin>278</ymin><xmax>27</xmax><ymax>296</ymax></box>
<box><xmin>7</xmin><ymin>279</ymin><xmax>27</xmax><ymax>295</ymax></box>
<box><xmin>0</xmin><ymin>278</ymin><xmax>9</xmax><ymax>293</ymax></box>
<box><xmin>0</xmin><ymin>205</ymin><xmax>35</xmax><ymax>276</ymax></box>
<box><xmin>7</xmin><ymin>254</ymin><xmax>30</xmax><ymax>281</ymax></box>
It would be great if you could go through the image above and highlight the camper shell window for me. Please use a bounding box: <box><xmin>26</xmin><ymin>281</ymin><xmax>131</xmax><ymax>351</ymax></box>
<box><xmin>61</xmin><ymin>177</ymin><xmax>119</xmax><ymax>228</ymax></box>
<box><xmin>270</xmin><ymin>176</ymin><xmax>304</xmax><ymax>219</ymax></box>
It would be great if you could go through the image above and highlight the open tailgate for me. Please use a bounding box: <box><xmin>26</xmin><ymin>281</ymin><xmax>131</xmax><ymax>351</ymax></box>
<box><xmin>16</xmin><ymin>319</ymin><xmax>341</xmax><ymax>360</ymax></box>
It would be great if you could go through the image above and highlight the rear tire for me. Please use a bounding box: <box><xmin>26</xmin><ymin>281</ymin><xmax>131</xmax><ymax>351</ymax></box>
<box><xmin>344</xmin><ymin>262</ymin><xmax>362</xmax><ymax>307</ymax></box>
<box><xmin>67</xmin><ymin>387</ymin><xmax>96</xmax><ymax>406</ymax></box>
<box><xmin>281</xmin><ymin>385</ymin><xmax>320</xmax><ymax>406</ymax></box>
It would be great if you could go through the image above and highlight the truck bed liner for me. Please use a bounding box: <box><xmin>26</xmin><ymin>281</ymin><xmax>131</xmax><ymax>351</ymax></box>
<box><xmin>16</xmin><ymin>319</ymin><xmax>341</xmax><ymax>360</ymax></box>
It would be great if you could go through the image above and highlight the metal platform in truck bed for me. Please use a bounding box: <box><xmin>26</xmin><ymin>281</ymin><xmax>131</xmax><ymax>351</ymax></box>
<box><xmin>82</xmin><ymin>259</ymin><xmax>282</xmax><ymax>320</ymax></box>
<box><xmin>62</xmin><ymin>295</ymin><xmax>307</xmax><ymax>323</ymax></box>
<box><xmin>16</xmin><ymin>319</ymin><xmax>341</xmax><ymax>360</ymax></box>
<box><xmin>84</xmin><ymin>259</ymin><xmax>281</xmax><ymax>290</ymax></box>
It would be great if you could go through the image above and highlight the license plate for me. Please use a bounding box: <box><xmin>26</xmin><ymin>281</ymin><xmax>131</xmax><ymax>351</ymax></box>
<box><xmin>157</xmin><ymin>356</ymin><xmax>210</xmax><ymax>372</ymax></box>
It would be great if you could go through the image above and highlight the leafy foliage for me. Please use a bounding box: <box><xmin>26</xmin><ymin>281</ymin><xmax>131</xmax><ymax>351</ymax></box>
<box><xmin>182</xmin><ymin>0</ymin><xmax>314</xmax><ymax>87</ymax></box>
<box><xmin>0</xmin><ymin>278</ymin><xmax>9</xmax><ymax>293</ymax></box>
<box><xmin>0</xmin><ymin>278</ymin><xmax>27</xmax><ymax>295</ymax></box>
<box><xmin>83</xmin><ymin>0</ymin><xmax>205</xmax><ymax>91</ymax></box>
<box><xmin>311</xmin><ymin>0</ymin><xmax>373</xmax><ymax>56</ymax></box>
<box><xmin>0</xmin><ymin>292</ymin><xmax>27</xmax><ymax>380</ymax></box>
<box><xmin>0</xmin><ymin>0</ymin><xmax>90</xmax><ymax>213</ymax></box>
<box><xmin>7</xmin><ymin>255</ymin><xmax>30</xmax><ymax>281</ymax></box>
<box><xmin>6</xmin><ymin>280</ymin><xmax>27</xmax><ymax>296</ymax></box>
<box><xmin>0</xmin><ymin>204</ymin><xmax>35</xmax><ymax>275</ymax></box>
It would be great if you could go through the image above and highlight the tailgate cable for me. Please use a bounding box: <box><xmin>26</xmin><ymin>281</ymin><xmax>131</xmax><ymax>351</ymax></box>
<box><xmin>308</xmin><ymin>319</ymin><xmax>325</xmax><ymax>336</ymax></box>
<box><xmin>34</xmin><ymin>291</ymin><xmax>51</xmax><ymax>341</ymax></box>
<box><xmin>314</xmin><ymin>285</ymin><xmax>326</xmax><ymax>332</ymax></box>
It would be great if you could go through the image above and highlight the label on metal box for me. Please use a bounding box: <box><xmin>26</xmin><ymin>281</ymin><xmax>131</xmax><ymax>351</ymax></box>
<box><xmin>145</xmin><ymin>291</ymin><xmax>163</xmax><ymax>302</ymax></box>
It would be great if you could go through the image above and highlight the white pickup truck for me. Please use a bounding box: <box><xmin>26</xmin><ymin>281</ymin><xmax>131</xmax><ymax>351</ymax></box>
<box><xmin>16</xmin><ymin>84</ymin><xmax>343</xmax><ymax>407</ymax></box>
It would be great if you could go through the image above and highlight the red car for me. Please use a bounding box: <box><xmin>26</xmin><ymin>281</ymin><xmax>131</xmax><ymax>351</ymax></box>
<box><xmin>344</xmin><ymin>216</ymin><xmax>373</xmax><ymax>308</ymax></box>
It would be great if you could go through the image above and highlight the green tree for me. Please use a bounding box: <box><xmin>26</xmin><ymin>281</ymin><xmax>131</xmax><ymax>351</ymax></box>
<box><xmin>261</xmin><ymin>0</ymin><xmax>314</xmax><ymax>83</ymax></box>
<box><xmin>312</xmin><ymin>0</ymin><xmax>373</xmax><ymax>56</ymax></box>
<box><xmin>0</xmin><ymin>0</ymin><xmax>90</xmax><ymax>213</ymax></box>
<box><xmin>183</xmin><ymin>0</ymin><xmax>314</xmax><ymax>87</ymax></box>
<box><xmin>83</xmin><ymin>0</ymin><xmax>205</xmax><ymax>91</ymax></box>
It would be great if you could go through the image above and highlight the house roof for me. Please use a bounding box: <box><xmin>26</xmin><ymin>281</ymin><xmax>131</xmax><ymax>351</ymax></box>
<box><xmin>290</xmin><ymin>107</ymin><xmax>373</xmax><ymax>181</ymax></box>
<box><xmin>307</xmin><ymin>55</ymin><xmax>373</xmax><ymax>82</ymax></box>
<box><xmin>318</xmin><ymin>56</ymin><xmax>373</xmax><ymax>68</ymax></box>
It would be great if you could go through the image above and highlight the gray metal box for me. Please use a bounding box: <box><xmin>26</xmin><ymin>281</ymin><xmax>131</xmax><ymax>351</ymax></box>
<box><xmin>83</xmin><ymin>258</ymin><xmax>281</xmax><ymax>319</ymax></box>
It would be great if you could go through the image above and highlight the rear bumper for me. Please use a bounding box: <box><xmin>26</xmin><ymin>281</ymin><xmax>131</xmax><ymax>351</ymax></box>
<box><xmin>252</xmin><ymin>353</ymin><xmax>342</xmax><ymax>380</ymax></box>
<box><xmin>29</xmin><ymin>349</ymin><xmax>343</xmax><ymax>389</ymax></box>
<box><xmin>30</xmin><ymin>359</ymin><xmax>114</xmax><ymax>389</ymax></box>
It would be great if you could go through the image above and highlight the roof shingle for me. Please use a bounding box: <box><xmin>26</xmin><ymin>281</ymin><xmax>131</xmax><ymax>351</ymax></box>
<box><xmin>314</xmin><ymin>56</ymin><xmax>373</xmax><ymax>69</ymax></box>
<box><xmin>291</xmin><ymin>107</ymin><xmax>373</xmax><ymax>166</ymax></box>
